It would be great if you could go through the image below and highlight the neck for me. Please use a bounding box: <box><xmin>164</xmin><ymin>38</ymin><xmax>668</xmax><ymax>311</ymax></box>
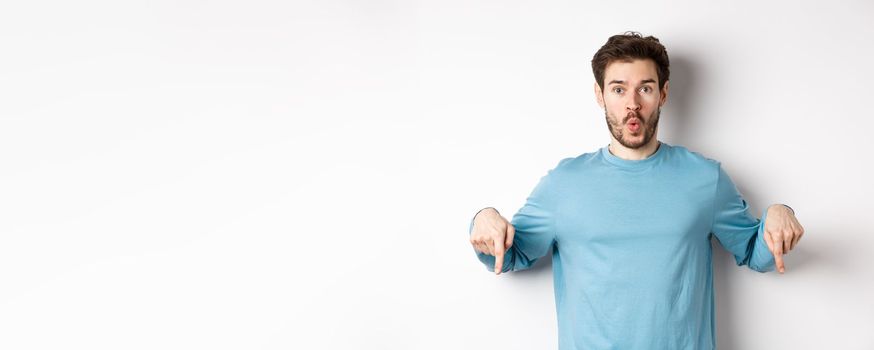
<box><xmin>608</xmin><ymin>138</ymin><xmax>661</xmax><ymax>160</ymax></box>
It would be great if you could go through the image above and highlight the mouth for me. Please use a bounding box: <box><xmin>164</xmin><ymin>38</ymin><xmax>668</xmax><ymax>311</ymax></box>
<box><xmin>626</xmin><ymin>117</ymin><xmax>642</xmax><ymax>132</ymax></box>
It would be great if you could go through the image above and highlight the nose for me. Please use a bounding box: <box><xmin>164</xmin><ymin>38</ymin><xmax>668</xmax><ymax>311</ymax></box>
<box><xmin>626</xmin><ymin>95</ymin><xmax>641</xmax><ymax>112</ymax></box>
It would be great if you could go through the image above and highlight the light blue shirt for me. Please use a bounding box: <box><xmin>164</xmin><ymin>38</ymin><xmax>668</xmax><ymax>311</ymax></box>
<box><xmin>469</xmin><ymin>141</ymin><xmax>776</xmax><ymax>349</ymax></box>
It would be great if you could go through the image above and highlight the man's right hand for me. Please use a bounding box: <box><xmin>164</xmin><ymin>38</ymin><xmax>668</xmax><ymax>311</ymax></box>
<box><xmin>469</xmin><ymin>207</ymin><xmax>515</xmax><ymax>275</ymax></box>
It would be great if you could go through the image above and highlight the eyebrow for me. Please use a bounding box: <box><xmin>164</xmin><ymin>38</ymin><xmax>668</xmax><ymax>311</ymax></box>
<box><xmin>608</xmin><ymin>79</ymin><xmax>657</xmax><ymax>86</ymax></box>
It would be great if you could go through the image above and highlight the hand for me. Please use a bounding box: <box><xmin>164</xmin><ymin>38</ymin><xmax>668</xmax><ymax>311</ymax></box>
<box><xmin>469</xmin><ymin>208</ymin><xmax>515</xmax><ymax>275</ymax></box>
<box><xmin>763</xmin><ymin>204</ymin><xmax>805</xmax><ymax>274</ymax></box>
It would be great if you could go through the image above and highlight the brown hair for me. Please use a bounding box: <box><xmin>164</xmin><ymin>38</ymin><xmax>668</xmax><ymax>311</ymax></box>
<box><xmin>591</xmin><ymin>31</ymin><xmax>670</xmax><ymax>91</ymax></box>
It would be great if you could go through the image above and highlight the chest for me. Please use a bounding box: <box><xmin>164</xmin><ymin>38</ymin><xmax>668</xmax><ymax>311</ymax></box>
<box><xmin>552</xmin><ymin>175</ymin><xmax>714</xmax><ymax>247</ymax></box>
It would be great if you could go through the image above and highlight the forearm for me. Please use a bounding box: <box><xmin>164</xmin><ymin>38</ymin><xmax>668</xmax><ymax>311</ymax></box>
<box><xmin>747</xmin><ymin>207</ymin><xmax>777</xmax><ymax>272</ymax></box>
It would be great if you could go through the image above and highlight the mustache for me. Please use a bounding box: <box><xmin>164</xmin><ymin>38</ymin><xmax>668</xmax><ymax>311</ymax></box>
<box><xmin>624</xmin><ymin>112</ymin><xmax>642</xmax><ymax>123</ymax></box>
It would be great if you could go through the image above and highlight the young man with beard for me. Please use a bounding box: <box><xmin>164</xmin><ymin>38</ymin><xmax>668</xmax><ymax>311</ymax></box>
<box><xmin>467</xmin><ymin>32</ymin><xmax>805</xmax><ymax>349</ymax></box>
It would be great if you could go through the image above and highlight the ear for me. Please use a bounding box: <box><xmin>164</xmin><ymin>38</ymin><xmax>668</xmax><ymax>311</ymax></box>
<box><xmin>659</xmin><ymin>80</ymin><xmax>670</xmax><ymax>107</ymax></box>
<box><xmin>594</xmin><ymin>82</ymin><xmax>605</xmax><ymax>108</ymax></box>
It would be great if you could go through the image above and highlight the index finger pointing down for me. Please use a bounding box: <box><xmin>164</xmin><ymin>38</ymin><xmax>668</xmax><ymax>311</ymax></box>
<box><xmin>773</xmin><ymin>243</ymin><xmax>785</xmax><ymax>274</ymax></box>
<box><xmin>494</xmin><ymin>239</ymin><xmax>504</xmax><ymax>275</ymax></box>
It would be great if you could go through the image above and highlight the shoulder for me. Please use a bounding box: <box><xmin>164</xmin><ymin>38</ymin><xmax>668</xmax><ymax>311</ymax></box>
<box><xmin>525</xmin><ymin>149</ymin><xmax>599</xmax><ymax>189</ymax></box>
<box><xmin>667</xmin><ymin>143</ymin><xmax>718</xmax><ymax>164</ymax></box>
<box><xmin>543</xmin><ymin>149</ymin><xmax>600</xmax><ymax>178</ymax></box>
<box><xmin>664</xmin><ymin>142</ymin><xmax>724</xmax><ymax>175</ymax></box>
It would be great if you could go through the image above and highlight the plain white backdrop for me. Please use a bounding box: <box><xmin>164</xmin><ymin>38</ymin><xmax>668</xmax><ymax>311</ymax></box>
<box><xmin>1</xmin><ymin>0</ymin><xmax>872</xmax><ymax>349</ymax></box>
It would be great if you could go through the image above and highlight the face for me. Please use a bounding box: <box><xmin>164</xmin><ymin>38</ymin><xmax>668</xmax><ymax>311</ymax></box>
<box><xmin>595</xmin><ymin>59</ymin><xmax>669</xmax><ymax>149</ymax></box>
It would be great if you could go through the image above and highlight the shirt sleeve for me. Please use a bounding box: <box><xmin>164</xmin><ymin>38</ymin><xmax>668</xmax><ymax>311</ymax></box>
<box><xmin>710</xmin><ymin>164</ymin><xmax>776</xmax><ymax>273</ymax></box>
<box><xmin>468</xmin><ymin>166</ymin><xmax>559</xmax><ymax>274</ymax></box>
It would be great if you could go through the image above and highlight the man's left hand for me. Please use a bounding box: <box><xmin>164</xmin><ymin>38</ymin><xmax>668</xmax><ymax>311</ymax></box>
<box><xmin>763</xmin><ymin>204</ymin><xmax>805</xmax><ymax>274</ymax></box>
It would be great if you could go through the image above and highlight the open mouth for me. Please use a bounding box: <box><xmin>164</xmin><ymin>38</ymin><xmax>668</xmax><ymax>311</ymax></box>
<box><xmin>627</xmin><ymin>117</ymin><xmax>641</xmax><ymax>132</ymax></box>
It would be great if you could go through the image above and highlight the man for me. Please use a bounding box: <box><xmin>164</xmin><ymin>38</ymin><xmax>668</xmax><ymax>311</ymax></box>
<box><xmin>467</xmin><ymin>32</ymin><xmax>805</xmax><ymax>349</ymax></box>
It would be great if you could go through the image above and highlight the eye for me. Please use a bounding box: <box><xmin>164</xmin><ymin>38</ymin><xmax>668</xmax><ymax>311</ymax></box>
<box><xmin>613</xmin><ymin>87</ymin><xmax>624</xmax><ymax>94</ymax></box>
<box><xmin>640</xmin><ymin>86</ymin><xmax>652</xmax><ymax>93</ymax></box>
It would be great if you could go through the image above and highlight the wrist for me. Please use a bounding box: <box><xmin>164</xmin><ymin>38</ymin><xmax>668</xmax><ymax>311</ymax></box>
<box><xmin>770</xmin><ymin>203</ymin><xmax>795</xmax><ymax>215</ymax></box>
<box><xmin>474</xmin><ymin>207</ymin><xmax>499</xmax><ymax>222</ymax></box>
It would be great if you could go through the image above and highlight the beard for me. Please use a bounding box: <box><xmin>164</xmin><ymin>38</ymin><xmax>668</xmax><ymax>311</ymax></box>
<box><xmin>604</xmin><ymin>107</ymin><xmax>660</xmax><ymax>150</ymax></box>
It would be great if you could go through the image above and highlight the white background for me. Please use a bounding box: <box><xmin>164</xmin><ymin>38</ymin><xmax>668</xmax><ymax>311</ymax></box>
<box><xmin>2</xmin><ymin>0</ymin><xmax>873</xmax><ymax>349</ymax></box>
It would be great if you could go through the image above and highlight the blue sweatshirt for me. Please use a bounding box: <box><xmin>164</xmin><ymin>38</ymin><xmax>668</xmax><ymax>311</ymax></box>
<box><xmin>469</xmin><ymin>141</ymin><xmax>776</xmax><ymax>350</ymax></box>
